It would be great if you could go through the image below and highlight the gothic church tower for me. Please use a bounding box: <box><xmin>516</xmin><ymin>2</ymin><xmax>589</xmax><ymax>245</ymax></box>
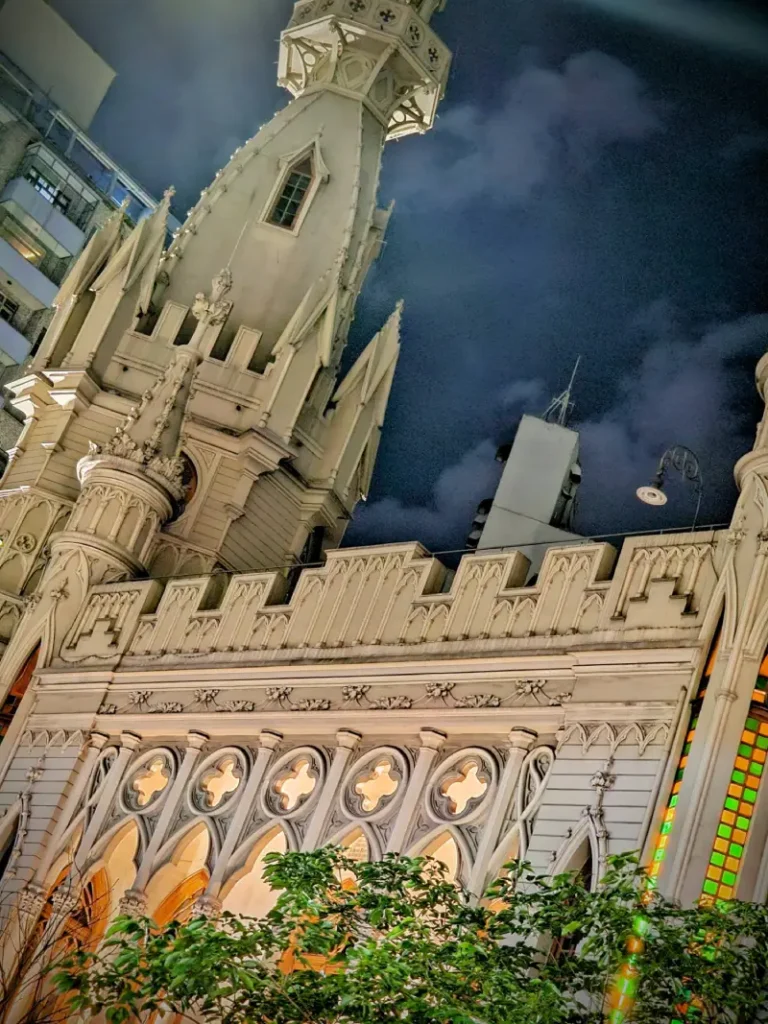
<box><xmin>0</xmin><ymin>0</ymin><xmax>451</xmax><ymax>693</ymax></box>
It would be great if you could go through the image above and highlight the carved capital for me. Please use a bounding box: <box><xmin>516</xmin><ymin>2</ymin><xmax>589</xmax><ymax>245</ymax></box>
<box><xmin>16</xmin><ymin>884</ymin><xmax>46</xmax><ymax>922</ymax></box>
<box><xmin>118</xmin><ymin>889</ymin><xmax>148</xmax><ymax>918</ymax></box>
<box><xmin>419</xmin><ymin>727</ymin><xmax>447</xmax><ymax>751</ymax></box>
<box><xmin>188</xmin><ymin>895</ymin><xmax>222</xmax><ymax>920</ymax></box>
<box><xmin>507</xmin><ymin>728</ymin><xmax>537</xmax><ymax>751</ymax></box>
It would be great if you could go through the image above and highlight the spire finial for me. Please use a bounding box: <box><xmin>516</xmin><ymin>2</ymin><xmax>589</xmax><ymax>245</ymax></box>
<box><xmin>542</xmin><ymin>356</ymin><xmax>581</xmax><ymax>427</ymax></box>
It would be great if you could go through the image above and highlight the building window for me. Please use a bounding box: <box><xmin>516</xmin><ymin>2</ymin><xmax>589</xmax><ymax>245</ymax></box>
<box><xmin>0</xmin><ymin>645</ymin><xmax>39</xmax><ymax>741</ymax></box>
<box><xmin>25</xmin><ymin>166</ymin><xmax>70</xmax><ymax>214</ymax></box>
<box><xmin>0</xmin><ymin>291</ymin><xmax>19</xmax><ymax>325</ymax></box>
<box><xmin>268</xmin><ymin>157</ymin><xmax>313</xmax><ymax>229</ymax></box>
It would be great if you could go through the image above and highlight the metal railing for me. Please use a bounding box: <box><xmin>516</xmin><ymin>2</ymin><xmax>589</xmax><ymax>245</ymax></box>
<box><xmin>15</xmin><ymin>149</ymin><xmax>97</xmax><ymax>232</ymax></box>
<box><xmin>0</xmin><ymin>207</ymin><xmax>72</xmax><ymax>285</ymax></box>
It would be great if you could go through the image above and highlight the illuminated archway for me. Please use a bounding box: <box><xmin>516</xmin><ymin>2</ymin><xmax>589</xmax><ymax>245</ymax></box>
<box><xmin>421</xmin><ymin>831</ymin><xmax>460</xmax><ymax>884</ymax></box>
<box><xmin>145</xmin><ymin>823</ymin><xmax>211</xmax><ymax>926</ymax></box>
<box><xmin>221</xmin><ymin>827</ymin><xmax>287</xmax><ymax>919</ymax></box>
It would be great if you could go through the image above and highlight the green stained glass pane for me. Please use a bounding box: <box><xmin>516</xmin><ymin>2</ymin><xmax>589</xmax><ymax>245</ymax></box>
<box><xmin>717</xmin><ymin>824</ymin><xmax>732</xmax><ymax>839</ymax></box>
<box><xmin>722</xmin><ymin>870</ymin><xmax>737</xmax><ymax>885</ymax></box>
<box><xmin>729</xmin><ymin>842</ymin><xmax>744</xmax><ymax>857</ymax></box>
<box><xmin>669</xmin><ymin>795</ymin><xmax>678</xmax><ymax>807</ymax></box>
<box><xmin>739</xmin><ymin>744</ymin><xmax>753</xmax><ymax>757</ymax></box>
<box><xmin>749</xmin><ymin>762</ymin><xmax>763</xmax><ymax>776</ymax></box>
<box><xmin>702</xmin><ymin>879</ymin><xmax>718</xmax><ymax>895</ymax></box>
<box><xmin>660</xmin><ymin>822</ymin><xmax>672</xmax><ymax>834</ymax></box>
<box><xmin>676</xmin><ymin>768</ymin><xmax>685</xmax><ymax>781</ymax></box>
<box><xmin>737</xmin><ymin>816</ymin><xmax>750</xmax><ymax>830</ymax></box>
<box><xmin>725</xmin><ymin>797</ymin><xmax>739</xmax><ymax>811</ymax></box>
<box><xmin>746</xmin><ymin>717</ymin><xmax>759</xmax><ymax>730</ymax></box>
<box><xmin>654</xmin><ymin>849</ymin><xmax>664</xmax><ymax>862</ymax></box>
<box><xmin>757</xmin><ymin>736</ymin><xmax>768</xmax><ymax>750</ymax></box>
<box><xmin>743</xmin><ymin>788</ymin><xmax>757</xmax><ymax>804</ymax></box>
<box><xmin>756</xmin><ymin>678</ymin><xmax>767</xmax><ymax>690</ymax></box>
<box><xmin>710</xmin><ymin>852</ymin><xmax>725</xmax><ymax>867</ymax></box>
<box><xmin>732</xmin><ymin>770</ymin><xmax>746</xmax><ymax>784</ymax></box>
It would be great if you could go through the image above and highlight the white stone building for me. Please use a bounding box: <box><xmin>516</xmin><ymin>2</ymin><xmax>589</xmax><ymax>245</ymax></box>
<box><xmin>0</xmin><ymin>0</ymin><xmax>767</xmax><ymax>1015</ymax></box>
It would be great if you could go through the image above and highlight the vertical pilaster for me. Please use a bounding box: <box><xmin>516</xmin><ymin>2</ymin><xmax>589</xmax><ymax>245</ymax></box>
<box><xmin>33</xmin><ymin>732</ymin><xmax>109</xmax><ymax>887</ymax></box>
<box><xmin>204</xmin><ymin>730</ymin><xmax>282</xmax><ymax>901</ymax></box>
<box><xmin>74</xmin><ymin>732</ymin><xmax>141</xmax><ymax>873</ymax></box>
<box><xmin>301</xmin><ymin>730</ymin><xmax>361</xmax><ymax>851</ymax></box>
<box><xmin>386</xmin><ymin>728</ymin><xmax>446</xmax><ymax>854</ymax></box>
<box><xmin>468</xmin><ymin>728</ymin><xmax>537</xmax><ymax>897</ymax></box>
<box><xmin>130</xmin><ymin>731</ymin><xmax>208</xmax><ymax>893</ymax></box>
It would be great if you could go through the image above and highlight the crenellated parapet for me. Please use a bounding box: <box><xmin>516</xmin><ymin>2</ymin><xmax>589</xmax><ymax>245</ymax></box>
<box><xmin>57</xmin><ymin>529</ymin><xmax>725</xmax><ymax>672</ymax></box>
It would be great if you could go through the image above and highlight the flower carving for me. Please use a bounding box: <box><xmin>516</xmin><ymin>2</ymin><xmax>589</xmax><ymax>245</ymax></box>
<box><xmin>368</xmin><ymin>695</ymin><xmax>413</xmax><ymax>711</ymax></box>
<box><xmin>294</xmin><ymin>698</ymin><xmax>332</xmax><ymax>712</ymax></box>
<box><xmin>453</xmin><ymin>694</ymin><xmax>501</xmax><ymax>709</ymax></box>
<box><xmin>194</xmin><ymin>689</ymin><xmax>220</xmax><ymax>705</ymax></box>
<box><xmin>217</xmin><ymin>700</ymin><xmax>256</xmax><ymax>713</ymax></box>
<box><xmin>342</xmin><ymin>685</ymin><xmax>371</xmax><ymax>702</ymax></box>
<box><xmin>425</xmin><ymin>681</ymin><xmax>455</xmax><ymax>699</ymax></box>
<box><xmin>127</xmin><ymin>691</ymin><xmax>152</xmax><ymax>707</ymax></box>
<box><xmin>265</xmin><ymin>686</ymin><xmax>293</xmax><ymax>703</ymax></box>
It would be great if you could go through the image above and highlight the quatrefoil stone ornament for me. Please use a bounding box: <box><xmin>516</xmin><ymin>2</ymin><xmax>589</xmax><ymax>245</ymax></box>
<box><xmin>441</xmin><ymin>761</ymin><xmax>488</xmax><ymax>816</ymax></box>
<box><xmin>275</xmin><ymin>759</ymin><xmax>316</xmax><ymax>811</ymax></box>
<box><xmin>131</xmin><ymin>758</ymin><xmax>170</xmax><ymax>808</ymax></box>
<box><xmin>354</xmin><ymin>760</ymin><xmax>398</xmax><ymax>812</ymax></box>
<box><xmin>200</xmin><ymin>757</ymin><xmax>241</xmax><ymax>808</ymax></box>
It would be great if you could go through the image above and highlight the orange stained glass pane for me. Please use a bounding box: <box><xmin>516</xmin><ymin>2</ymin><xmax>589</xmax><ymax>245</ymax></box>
<box><xmin>754</xmin><ymin>749</ymin><xmax>766</xmax><ymax>764</ymax></box>
<box><xmin>742</xmin><ymin>731</ymin><xmax>756</xmax><ymax>745</ymax></box>
<box><xmin>735</xmin><ymin>756</ymin><xmax>750</xmax><ymax>771</ymax></box>
<box><xmin>665</xmin><ymin>808</ymin><xmax>675</xmax><ymax>822</ymax></box>
<box><xmin>719</xmin><ymin>885</ymin><xmax>733</xmax><ymax>899</ymax></box>
<box><xmin>760</xmin><ymin>722</ymin><xmax>768</xmax><ymax>735</ymax></box>
<box><xmin>721</xmin><ymin>811</ymin><xmax>736</xmax><ymax>826</ymax></box>
<box><xmin>725</xmin><ymin>857</ymin><xmax>739</xmax><ymax>872</ymax></box>
<box><xmin>728</xmin><ymin>783</ymin><xmax>742</xmax><ymax>798</ymax></box>
<box><xmin>657</xmin><ymin>835</ymin><xmax>668</xmax><ymax>850</ymax></box>
<box><xmin>745</xmin><ymin>774</ymin><xmax>760</xmax><ymax>789</ymax></box>
<box><xmin>706</xmin><ymin>866</ymin><xmax>722</xmax><ymax>880</ymax></box>
<box><xmin>706</xmin><ymin>638</ymin><xmax>721</xmax><ymax>677</ymax></box>
<box><xmin>714</xmin><ymin>837</ymin><xmax>728</xmax><ymax>853</ymax></box>
<box><xmin>733</xmin><ymin>828</ymin><xmax>748</xmax><ymax>844</ymax></box>
<box><xmin>759</xmin><ymin>652</ymin><xmax>768</xmax><ymax>676</ymax></box>
<box><xmin>679</xmin><ymin>756</ymin><xmax>689</xmax><ymax>769</ymax></box>
<box><xmin>739</xmin><ymin>803</ymin><xmax>754</xmax><ymax>818</ymax></box>
<box><xmin>686</xmin><ymin>729</ymin><xmax>696</xmax><ymax>743</ymax></box>
<box><xmin>753</xmin><ymin>690</ymin><xmax>764</xmax><ymax>702</ymax></box>
<box><xmin>672</xmin><ymin>781</ymin><xmax>682</xmax><ymax>794</ymax></box>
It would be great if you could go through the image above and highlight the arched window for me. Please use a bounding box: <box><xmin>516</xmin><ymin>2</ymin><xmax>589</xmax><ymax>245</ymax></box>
<box><xmin>267</xmin><ymin>157</ymin><xmax>313</xmax><ymax>229</ymax></box>
<box><xmin>221</xmin><ymin>828</ymin><xmax>287</xmax><ymax>919</ymax></box>
<box><xmin>0</xmin><ymin>645</ymin><xmax>40</xmax><ymax>741</ymax></box>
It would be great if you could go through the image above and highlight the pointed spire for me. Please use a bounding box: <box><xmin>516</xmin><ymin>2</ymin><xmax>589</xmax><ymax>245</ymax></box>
<box><xmin>87</xmin><ymin>346</ymin><xmax>198</xmax><ymax>498</ymax></box>
<box><xmin>53</xmin><ymin>203</ymin><xmax>126</xmax><ymax>307</ymax></box>
<box><xmin>543</xmin><ymin>356</ymin><xmax>581</xmax><ymax>427</ymax></box>
<box><xmin>334</xmin><ymin>299</ymin><xmax>403</xmax><ymax>409</ymax></box>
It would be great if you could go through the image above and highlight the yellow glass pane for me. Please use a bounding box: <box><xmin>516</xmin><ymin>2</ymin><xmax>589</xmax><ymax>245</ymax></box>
<box><xmin>714</xmin><ymin>837</ymin><xmax>729</xmax><ymax>853</ymax></box>
<box><xmin>739</xmin><ymin>802</ymin><xmax>754</xmax><ymax>818</ymax></box>
<box><xmin>706</xmin><ymin>865</ymin><xmax>722</xmax><ymax>880</ymax></box>
<box><xmin>722</xmin><ymin>810</ymin><xmax>736</xmax><ymax>826</ymax></box>
<box><xmin>718</xmin><ymin>885</ymin><xmax>733</xmax><ymax>899</ymax></box>
<box><xmin>733</xmin><ymin>828</ymin><xmax>748</xmax><ymax>844</ymax></box>
<box><xmin>725</xmin><ymin>857</ymin><xmax>739</xmax><ymax>872</ymax></box>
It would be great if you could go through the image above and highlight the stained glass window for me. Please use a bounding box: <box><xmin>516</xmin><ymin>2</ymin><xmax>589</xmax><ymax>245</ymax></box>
<box><xmin>702</xmin><ymin>667</ymin><xmax>768</xmax><ymax>904</ymax></box>
<box><xmin>645</xmin><ymin>630</ymin><xmax>719</xmax><ymax>891</ymax></box>
<box><xmin>268</xmin><ymin>158</ymin><xmax>313</xmax><ymax>229</ymax></box>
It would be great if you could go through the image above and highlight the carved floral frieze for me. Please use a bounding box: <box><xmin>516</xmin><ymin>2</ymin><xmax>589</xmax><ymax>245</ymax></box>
<box><xmin>97</xmin><ymin>679</ymin><xmax>573</xmax><ymax>716</ymax></box>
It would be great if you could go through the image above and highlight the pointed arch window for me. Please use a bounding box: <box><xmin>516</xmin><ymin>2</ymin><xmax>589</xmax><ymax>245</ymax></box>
<box><xmin>268</xmin><ymin>157</ymin><xmax>314</xmax><ymax>229</ymax></box>
<box><xmin>0</xmin><ymin>645</ymin><xmax>39</xmax><ymax>741</ymax></box>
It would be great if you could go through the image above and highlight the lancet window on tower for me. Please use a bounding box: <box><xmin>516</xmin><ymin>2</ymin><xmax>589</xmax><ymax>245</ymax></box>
<box><xmin>268</xmin><ymin>157</ymin><xmax>313</xmax><ymax>229</ymax></box>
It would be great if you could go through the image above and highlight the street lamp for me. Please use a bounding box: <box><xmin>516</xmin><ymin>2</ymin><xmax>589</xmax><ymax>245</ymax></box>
<box><xmin>636</xmin><ymin>445</ymin><xmax>703</xmax><ymax>529</ymax></box>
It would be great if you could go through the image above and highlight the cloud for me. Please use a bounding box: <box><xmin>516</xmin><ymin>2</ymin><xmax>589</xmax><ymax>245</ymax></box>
<box><xmin>391</xmin><ymin>50</ymin><xmax>661</xmax><ymax>209</ymax></box>
<box><xmin>349</xmin><ymin>304</ymin><xmax>768</xmax><ymax>552</ymax></box>
<box><xmin>575</xmin><ymin>306</ymin><xmax>768</xmax><ymax>532</ymax></box>
<box><xmin>349</xmin><ymin>378</ymin><xmax>546</xmax><ymax>550</ymax></box>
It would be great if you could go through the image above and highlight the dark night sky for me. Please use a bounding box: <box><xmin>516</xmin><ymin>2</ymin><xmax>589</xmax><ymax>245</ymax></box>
<box><xmin>51</xmin><ymin>0</ymin><xmax>768</xmax><ymax>552</ymax></box>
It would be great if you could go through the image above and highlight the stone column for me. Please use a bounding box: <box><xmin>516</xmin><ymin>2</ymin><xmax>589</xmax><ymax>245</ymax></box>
<box><xmin>468</xmin><ymin>728</ymin><xmax>537</xmax><ymax>898</ymax></box>
<box><xmin>301</xmin><ymin>730</ymin><xmax>361</xmax><ymax>851</ymax></box>
<box><xmin>386</xmin><ymin>728</ymin><xmax>446</xmax><ymax>854</ymax></box>
<box><xmin>33</xmin><ymin>732</ymin><xmax>110</xmax><ymax>887</ymax></box>
<box><xmin>130</xmin><ymin>731</ymin><xmax>208</xmax><ymax>894</ymax></box>
<box><xmin>74</xmin><ymin>732</ymin><xmax>142</xmax><ymax>874</ymax></box>
<box><xmin>202</xmin><ymin>730</ymin><xmax>282</xmax><ymax>906</ymax></box>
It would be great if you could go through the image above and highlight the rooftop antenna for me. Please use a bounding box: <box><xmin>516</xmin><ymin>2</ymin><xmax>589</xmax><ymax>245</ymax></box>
<box><xmin>542</xmin><ymin>356</ymin><xmax>581</xmax><ymax>427</ymax></box>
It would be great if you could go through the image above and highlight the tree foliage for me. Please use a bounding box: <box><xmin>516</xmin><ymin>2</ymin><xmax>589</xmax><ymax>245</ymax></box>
<box><xmin>52</xmin><ymin>849</ymin><xmax>768</xmax><ymax>1024</ymax></box>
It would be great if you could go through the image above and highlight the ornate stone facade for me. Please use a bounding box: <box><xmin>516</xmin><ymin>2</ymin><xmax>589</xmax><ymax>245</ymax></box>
<box><xmin>1</xmin><ymin>3</ymin><xmax>768</xmax><ymax>1016</ymax></box>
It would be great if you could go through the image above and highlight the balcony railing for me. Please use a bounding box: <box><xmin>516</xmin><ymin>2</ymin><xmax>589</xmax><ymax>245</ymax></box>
<box><xmin>16</xmin><ymin>150</ymin><xmax>96</xmax><ymax>232</ymax></box>
<box><xmin>0</xmin><ymin>207</ymin><xmax>72</xmax><ymax>286</ymax></box>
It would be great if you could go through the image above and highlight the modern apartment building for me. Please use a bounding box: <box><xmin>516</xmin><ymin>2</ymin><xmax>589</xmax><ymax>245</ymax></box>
<box><xmin>0</xmin><ymin>0</ymin><xmax>178</xmax><ymax>376</ymax></box>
